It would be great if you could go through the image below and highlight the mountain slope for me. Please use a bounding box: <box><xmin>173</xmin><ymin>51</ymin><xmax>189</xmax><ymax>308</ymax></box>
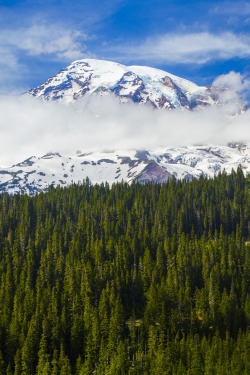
<box><xmin>0</xmin><ymin>144</ymin><xmax>249</xmax><ymax>195</ymax></box>
<box><xmin>26</xmin><ymin>59</ymin><xmax>220</xmax><ymax>109</ymax></box>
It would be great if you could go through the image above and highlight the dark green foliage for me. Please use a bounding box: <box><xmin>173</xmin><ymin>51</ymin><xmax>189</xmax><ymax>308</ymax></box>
<box><xmin>0</xmin><ymin>168</ymin><xmax>249</xmax><ymax>374</ymax></box>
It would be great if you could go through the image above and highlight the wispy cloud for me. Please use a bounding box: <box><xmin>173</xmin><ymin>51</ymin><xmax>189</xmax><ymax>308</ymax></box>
<box><xmin>0</xmin><ymin>24</ymin><xmax>93</xmax><ymax>61</ymax></box>
<box><xmin>0</xmin><ymin>45</ymin><xmax>25</xmax><ymax>94</ymax></box>
<box><xmin>211</xmin><ymin>1</ymin><xmax>250</xmax><ymax>15</ymax></box>
<box><xmin>110</xmin><ymin>32</ymin><xmax>250</xmax><ymax>65</ymax></box>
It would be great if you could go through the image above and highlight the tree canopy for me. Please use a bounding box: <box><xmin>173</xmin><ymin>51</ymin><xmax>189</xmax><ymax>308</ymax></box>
<box><xmin>0</xmin><ymin>167</ymin><xmax>249</xmax><ymax>374</ymax></box>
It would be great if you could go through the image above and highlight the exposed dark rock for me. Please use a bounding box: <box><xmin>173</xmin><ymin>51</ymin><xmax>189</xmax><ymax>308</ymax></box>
<box><xmin>97</xmin><ymin>159</ymin><xmax>116</xmax><ymax>164</ymax></box>
<box><xmin>111</xmin><ymin>72</ymin><xmax>147</xmax><ymax>104</ymax></box>
<box><xmin>17</xmin><ymin>157</ymin><xmax>35</xmax><ymax>167</ymax></box>
<box><xmin>135</xmin><ymin>150</ymin><xmax>150</xmax><ymax>161</ymax></box>
<box><xmin>119</xmin><ymin>157</ymin><xmax>138</xmax><ymax>168</ymax></box>
<box><xmin>136</xmin><ymin>161</ymin><xmax>172</xmax><ymax>183</ymax></box>
<box><xmin>156</xmin><ymin>95</ymin><xmax>174</xmax><ymax>109</ymax></box>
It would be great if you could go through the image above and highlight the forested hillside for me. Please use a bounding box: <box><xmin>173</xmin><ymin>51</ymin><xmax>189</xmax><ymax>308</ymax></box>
<box><xmin>0</xmin><ymin>168</ymin><xmax>249</xmax><ymax>374</ymax></box>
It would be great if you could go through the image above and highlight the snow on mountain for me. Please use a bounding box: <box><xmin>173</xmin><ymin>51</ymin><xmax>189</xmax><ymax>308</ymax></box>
<box><xmin>0</xmin><ymin>144</ymin><xmax>249</xmax><ymax>195</ymax></box>
<box><xmin>0</xmin><ymin>59</ymin><xmax>246</xmax><ymax>195</ymax></box>
<box><xmin>26</xmin><ymin>58</ymin><xmax>220</xmax><ymax>109</ymax></box>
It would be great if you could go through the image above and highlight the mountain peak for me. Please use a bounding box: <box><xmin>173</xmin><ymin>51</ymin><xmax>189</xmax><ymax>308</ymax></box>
<box><xmin>26</xmin><ymin>58</ymin><xmax>218</xmax><ymax>109</ymax></box>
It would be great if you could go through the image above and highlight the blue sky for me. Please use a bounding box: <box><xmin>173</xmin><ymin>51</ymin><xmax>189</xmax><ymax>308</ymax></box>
<box><xmin>0</xmin><ymin>0</ymin><xmax>250</xmax><ymax>96</ymax></box>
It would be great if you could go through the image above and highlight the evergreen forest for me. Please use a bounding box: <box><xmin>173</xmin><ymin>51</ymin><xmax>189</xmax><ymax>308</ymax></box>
<box><xmin>0</xmin><ymin>167</ymin><xmax>249</xmax><ymax>374</ymax></box>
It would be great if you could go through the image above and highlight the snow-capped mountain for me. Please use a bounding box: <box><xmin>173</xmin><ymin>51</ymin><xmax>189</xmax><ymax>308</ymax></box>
<box><xmin>0</xmin><ymin>144</ymin><xmax>249</xmax><ymax>195</ymax></box>
<box><xmin>26</xmin><ymin>59</ymin><xmax>220</xmax><ymax>109</ymax></box>
<box><xmin>0</xmin><ymin>59</ymin><xmax>247</xmax><ymax>195</ymax></box>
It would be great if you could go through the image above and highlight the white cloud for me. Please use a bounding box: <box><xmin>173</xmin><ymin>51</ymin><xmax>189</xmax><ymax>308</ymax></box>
<box><xmin>0</xmin><ymin>24</ymin><xmax>92</xmax><ymax>61</ymax></box>
<box><xmin>112</xmin><ymin>32</ymin><xmax>250</xmax><ymax>64</ymax></box>
<box><xmin>213</xmin><ymin>71</ymin><xmax>250</xmax><ymax>92</ymax></box>
<box><xmin>213</xmin><ymin>71</ymin><xmax>250</xmax><ymax>107</ymax></box>
<box><xmin>0</xmin><ymin>93</ymin><xmax>249</xmax><ymax>167</ymax></box>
